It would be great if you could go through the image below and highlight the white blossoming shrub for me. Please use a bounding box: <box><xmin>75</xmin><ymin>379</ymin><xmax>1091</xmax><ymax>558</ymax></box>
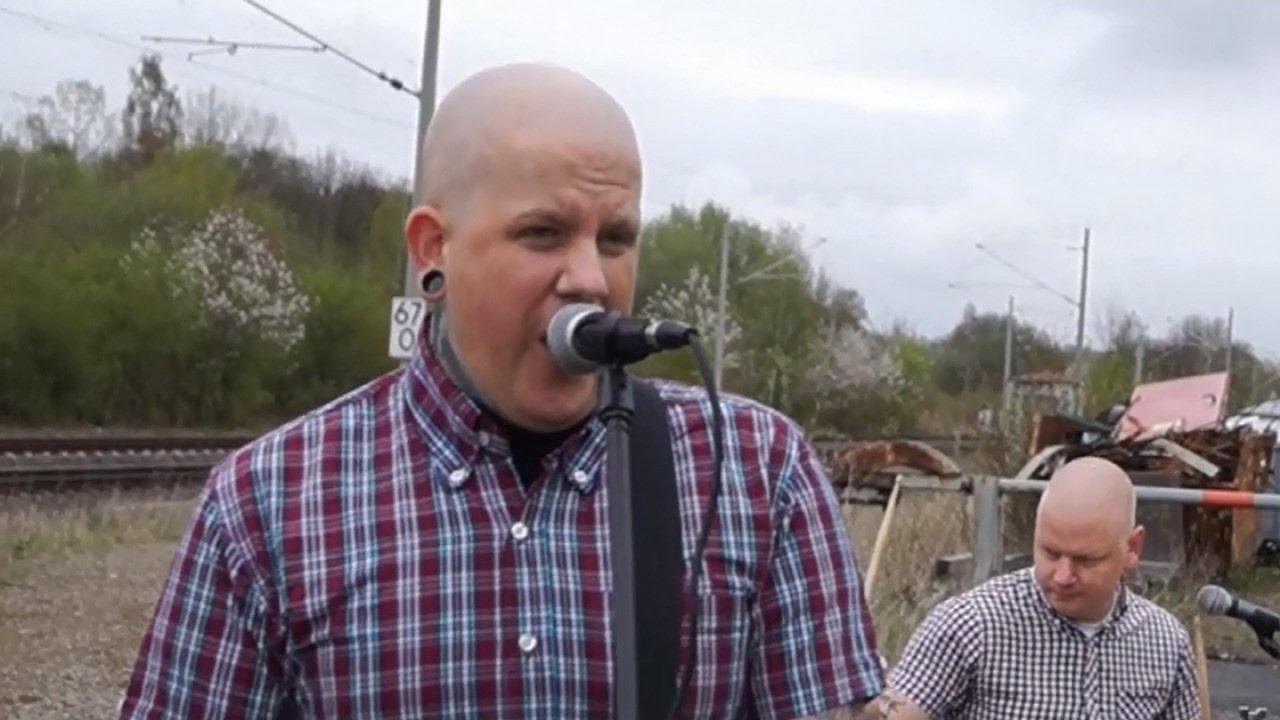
<box><xmin>122</xmin><ymin>206</ymin><xmax>310</xmax><ymax>351</ymax></box>
<box><xmin>806</xmin><ymin>325</ymin><xmax>904</xmax><ymax>394</ymax></box>
<box><xmin>641</xmin><ymin>266</ymin><xmax>743</xmax><ymax>370</ymax></box>
<box><xmin>794</xmin><ymin>325</ymin><xmax>915</xmax><ymax>434</ymax></box>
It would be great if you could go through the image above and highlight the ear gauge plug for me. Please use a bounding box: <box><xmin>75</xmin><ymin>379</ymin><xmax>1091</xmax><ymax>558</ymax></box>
<box><xmin>421</xmin><ymin>268</ymin><xmax>445</xmax><ymax>301</ymax></box>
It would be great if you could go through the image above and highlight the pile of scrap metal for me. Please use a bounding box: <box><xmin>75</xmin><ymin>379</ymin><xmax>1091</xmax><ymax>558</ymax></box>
<box><xmin>823</xmin><ymin>437</ymin><xmax>965</xmax><ymax>506</ymax></box>
<box><xmin>1016</xmin><ymin>371</ymin><xmax>1280</xmax><ymax>574</ymax></box>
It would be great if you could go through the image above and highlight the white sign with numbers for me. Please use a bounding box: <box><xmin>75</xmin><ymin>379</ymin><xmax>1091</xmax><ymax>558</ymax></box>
<box><xmin>388</xmin><ymin>296</ymin><xmax>427</xmax><ymax>359</ymax></box>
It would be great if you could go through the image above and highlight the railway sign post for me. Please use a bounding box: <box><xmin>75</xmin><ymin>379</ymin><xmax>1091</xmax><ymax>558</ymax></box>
<box><xmin>388</xmin><ymin>296</ymin><xmax>427</xmax><ymax>360</ymax></box>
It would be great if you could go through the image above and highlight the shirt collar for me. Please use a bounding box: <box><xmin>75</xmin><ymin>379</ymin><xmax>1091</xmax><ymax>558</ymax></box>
<box><xmin>1025</xmin><ymin>568</ymin><xmax>1132</xmax><ymax>637</ymax></box>
<box><xmin>400</xmin><ymin>314</ymin><xmax>605</xmax><ymax>494</ymax></box>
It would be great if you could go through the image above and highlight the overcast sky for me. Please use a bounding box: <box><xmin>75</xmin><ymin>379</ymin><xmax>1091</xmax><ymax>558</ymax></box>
<box><xmin>4</xmin><ymin>0</ymin><xmax>1279</xmax><ymax>357</ymax></box>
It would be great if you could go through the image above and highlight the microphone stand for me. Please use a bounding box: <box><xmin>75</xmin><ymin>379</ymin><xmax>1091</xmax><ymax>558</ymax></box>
<box><xmin>1257</xmin><ymin>630</ymin><xmax>1280</xmax><ymax>661</ymax></box>
<box><xmin>600</xmin><ymin>363</ymin><xmax>640</xmax><ymax>720</ymax></box>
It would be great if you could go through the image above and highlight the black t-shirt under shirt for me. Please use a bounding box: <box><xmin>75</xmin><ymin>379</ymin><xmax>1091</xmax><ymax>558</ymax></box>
<box><xmin>489</xmin><ymin>415</ymin><xmax>585</xmax><ymax>488</ymax></box>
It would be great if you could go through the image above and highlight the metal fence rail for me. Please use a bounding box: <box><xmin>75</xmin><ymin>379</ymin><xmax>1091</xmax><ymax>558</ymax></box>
<box><xmin>999</xmin><ymin>477</ymin><xmax>1280</xmax><ymax>509</ymax></box>
<box><xmin>861</xmin><ymin>473</ymin><xmax>1280</xmax><ymax>584</ymax></box>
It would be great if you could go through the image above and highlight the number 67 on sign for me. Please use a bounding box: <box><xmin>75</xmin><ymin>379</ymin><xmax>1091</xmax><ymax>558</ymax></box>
<box><xmin>388</xmin><ymin>296</ymin><xmax>427</xmax><ymax>360</ymax></box>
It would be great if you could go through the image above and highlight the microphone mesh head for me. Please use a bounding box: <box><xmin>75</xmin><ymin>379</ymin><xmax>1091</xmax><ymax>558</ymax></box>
<box><xmin>1197</xmin><ymin>585</ymin><xmax>1232</xmax><ymax>616</ymax></box>
<box><xmin>546</xmin><ymin>303</ymin><xmax>604</xmax><ymax>375</ymax></box>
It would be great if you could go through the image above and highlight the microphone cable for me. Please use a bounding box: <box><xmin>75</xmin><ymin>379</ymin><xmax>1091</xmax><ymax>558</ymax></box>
<box><xmin>662</xmin><ymin>332</ymin><xmax>724</xmax><ymax>720</ymax></box>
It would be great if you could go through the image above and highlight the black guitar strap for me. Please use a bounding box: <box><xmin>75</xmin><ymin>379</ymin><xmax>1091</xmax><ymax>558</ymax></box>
<box><xmin>629</xmin><ymin>377</ymin><xmax>684</xmax><ymax>719</ymax></box>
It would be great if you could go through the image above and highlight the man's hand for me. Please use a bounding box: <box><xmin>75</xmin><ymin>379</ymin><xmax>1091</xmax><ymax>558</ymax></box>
<box><xmin>864</xmin><ymin>691</ymin><xmax>930</xmax><ymax>720</ymax></box>
<box><xmin>789</xmin><ymin>694</ymin><xmax>922</xmax><ymax>720</ymax></box>
<box><xmin>790</xmin><ymin>701</ymin><xmax>871</xmax><ymax>720</ymax></box>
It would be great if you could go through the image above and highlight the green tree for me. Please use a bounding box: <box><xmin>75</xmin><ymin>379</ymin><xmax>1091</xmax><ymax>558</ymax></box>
<box><xmin>121</xmin><ymin>54</ymin><xmax>182</xmax><ymax>169</ymax></box>
<box><xmin>20</xmin><ymin>79</ymin><xmax>113</xmax><ymax>159</ymax></box>
<box><xmin>364</xmin><ymin>188</ymin><xmax>412</xmax><ymax>294</ymax></box>
<box><xmin>933</xmin><ymin>303</ymin><xmax>1068</xmax><ymax>396</ymax></box>
<box><xmin>634</xmin><ymin>202</ymin><xmax>917</xmax><ymax>436</ymax></box>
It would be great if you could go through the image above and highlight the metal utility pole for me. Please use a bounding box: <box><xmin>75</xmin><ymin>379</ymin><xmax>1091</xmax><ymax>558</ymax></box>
<box><xmin>402</xmin><ymin>0</ymin><xmax>443</xmax><ymax>305</ymax></box>
<box><xmin>714</xmin><ymin>227</ymin><xmax>730</xmax><ymax>390</ymax></box>
<box><xmin>1002</xmin><ymin>296</ymin><xmax>1014</xmax><ymax>416</ymax></box>
<box><xmin>192</xmin><ymin>2</ymin><xmax>432</xmax><ymax>361</ymax></box>
<box><xmin>1134</xmin><ymin>341</ymin><xmax>1145</xmax><ymax>387</ymax></box>
<box><xmin>1073</xmin><ymin>227</ymin><xmax>1090</xmax><ymax>379</ymax></box>
<box><xmin>1225</xmin><ymin>306</ymin><xmax>1235</xmax><ymax>375</ymax></box>
<box><xmin>1225</xmin><ymin>306</ymin><xmax>1234</xmax><ymax>408</ymax></box>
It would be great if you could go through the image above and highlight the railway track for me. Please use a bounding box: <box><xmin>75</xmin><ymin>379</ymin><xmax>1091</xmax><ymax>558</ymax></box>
<box><xmin>0</xmin><ymin>432</ymin><xmax>983</xmax><ymax>493</ymax></box>
<box><xmin>0</xmin><ymin>434</ymin><xmax>257</xmax><ymax>455</ymax></box>
<box><xmin>0</xmin><ymin>433</ymin><xmax>257</xmax><ymax>493</ymax></box>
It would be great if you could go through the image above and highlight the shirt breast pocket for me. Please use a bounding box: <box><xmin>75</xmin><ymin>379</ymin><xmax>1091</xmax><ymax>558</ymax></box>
<box><xmin>1115</xmin><ymin>684</ymin><xmax>1169</xmax><ymax>720</ymax></box>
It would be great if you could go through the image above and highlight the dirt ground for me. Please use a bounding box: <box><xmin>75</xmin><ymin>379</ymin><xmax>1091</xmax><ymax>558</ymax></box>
<box><xmin>0</xmin><ymin>499</ymin><xmax>190</xmax><ymax>720</ymax></box>
<box><xmin>2</xmin><ymin>494</ymin><xmax>1277</xmax><ymax>719</ymax></box>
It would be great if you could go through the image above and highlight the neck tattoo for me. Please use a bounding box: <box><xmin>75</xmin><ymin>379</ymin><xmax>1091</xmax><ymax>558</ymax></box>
<box><xmin>429</xmin><ymin>306</ymin><xmax>495</xmax><ymax>411</ymax></box>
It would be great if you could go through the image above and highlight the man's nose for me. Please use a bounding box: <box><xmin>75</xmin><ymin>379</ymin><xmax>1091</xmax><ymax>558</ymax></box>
<box><xmin>1053</xmin><ymin>560</ymin><xmax>1076</xmax><ymax>585</ymax></box>
<box><xmin>555</xmin><ymin>237</ymin><xmax>610</xmax><ymax>302</ymax></box>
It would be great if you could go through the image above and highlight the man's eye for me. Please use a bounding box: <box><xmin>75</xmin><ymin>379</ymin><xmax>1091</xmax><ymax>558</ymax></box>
<box><xmin>599</xmin><ymin>233</ymin><xmax>635</xmax><ymax>255</ymax></box>
<box><xmin>519</xmin><ymin>225</ymin><xmax>562</xmax><ymax>245</ymax></box>
<box><xmin>522</xmin><ymin>225</ymin><xmax>558</xmax><ymax>238</ymax></box>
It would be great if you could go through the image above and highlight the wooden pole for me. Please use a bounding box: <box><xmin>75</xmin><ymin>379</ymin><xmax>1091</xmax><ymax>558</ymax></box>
<box><xmin>1191</xmin><ymin>614</ymin><xmax>1212</xmax><ymax>719</ymax></box>
<box><xmin>865</xmin><ymin>477</ymin><xmax>903</xmax><ymax>599</ymax></box>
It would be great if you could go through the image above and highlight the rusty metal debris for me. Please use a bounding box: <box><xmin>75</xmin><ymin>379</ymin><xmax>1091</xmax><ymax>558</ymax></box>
<box><xmin>814</xmin><ymin>370</ymin><xmax>1280</xmax><ymax>575</ymax></box>
<box><xmin>827</xmin><ymin>439</ymin><xmax>964</xmax><ymax>505</ymax></box>
<box><xmin>1020</xmin><ymin>375</ymin><xmax>1278</xmax><ymax>574</ymax></box>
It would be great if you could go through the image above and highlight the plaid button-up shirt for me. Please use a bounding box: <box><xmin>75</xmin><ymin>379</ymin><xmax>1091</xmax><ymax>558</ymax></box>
<box><xmin>888</xmin><ymin>567</ymin><xmax>1200</xmax><ymax>720</ymax></box>
<box><xmin>119</xmin><ymin>331</ymin><xmax>884</xmax><ymax>719</ymax></box>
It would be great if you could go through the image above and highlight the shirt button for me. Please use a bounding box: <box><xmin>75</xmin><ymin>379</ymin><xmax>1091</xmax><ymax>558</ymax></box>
<box><xmin>477</xmin><ymin>431</ymin><xmax>491</xmax><ymax>447</ymax></box>
<box><xmin>510</xmin><ymin>521</ymin><xmax>530</xmax><ymax>542</ymax></box>
<box><xmin>571</xmin><ymin>470</ymin><xmax>589</xmax><ymax>487</ymax></box>
<box><xmin>518</xmin><ymin>633</ymin><xmax>538</xmax><ymax>654</ymax></box>
<box><xmin>447</xmin><ymin>468</ymin><xmax>470</xmax><ymax>487</ymax></box>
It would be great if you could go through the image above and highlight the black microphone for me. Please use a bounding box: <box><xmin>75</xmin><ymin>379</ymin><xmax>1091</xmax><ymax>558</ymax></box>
<box><xmin>546</xmin><ymin>302</ymin><xmax>696</xmax><ymax>374</ymax></box>
<box><xmin>1198</xmin><ymin>584</ymin><xmax>1280</xmax><ymax>637</ymax></box>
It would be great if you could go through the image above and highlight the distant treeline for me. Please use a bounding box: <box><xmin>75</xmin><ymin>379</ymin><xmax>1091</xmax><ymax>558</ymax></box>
<box><xmin>2</xmin><ymin>54</ymin><xmax>1274</xmax><ymax>435</ymax></box>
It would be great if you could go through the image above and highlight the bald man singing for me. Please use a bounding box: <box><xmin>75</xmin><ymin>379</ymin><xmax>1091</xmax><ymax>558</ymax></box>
<box><xmin>869</xmin><ymin>457</ymin><xmax>1201</xmax><ymax>719</ymax></box>
<box><xmin>118</xmin><ymin>64</ymin><xmax>884</xmax><ymax>719</ymax></box>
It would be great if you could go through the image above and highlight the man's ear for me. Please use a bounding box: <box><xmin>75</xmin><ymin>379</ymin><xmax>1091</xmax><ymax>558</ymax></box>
<box><xmin>405</xmin><ymin>205</ymin><xmax>447</xmax><ymax>273</ymax></box>
<box><xmin>1125</xmin><ymin>525</ymin><xmax>1145</xmax><ymax>569</ymax></box>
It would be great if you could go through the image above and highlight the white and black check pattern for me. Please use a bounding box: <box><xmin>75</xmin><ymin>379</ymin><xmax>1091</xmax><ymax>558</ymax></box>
<box><xmin>888</xmin><ymin>568</ymin><xmax>1201</xmax><ymax>719</ymax></box>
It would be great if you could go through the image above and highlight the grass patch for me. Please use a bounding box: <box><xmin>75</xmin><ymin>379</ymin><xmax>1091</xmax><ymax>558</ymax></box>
<box><xmin>843</xmin><ymin>488</ymin><xmax>975</xmax><ymax>662</ymax></box>
<box><xmin>1148</xmin><ymin>566</ymin><xmax>1280</xmax><ymax>664</ymax></box>
<box><xmin>4</xmin><ymin>474</ymin><xmax>1278</xmax><ymax>669</ymax></box>
<box><xmin>0</xmin><ymin>499</ymin><xmax>193</xmax><ymax>586</ymax></box>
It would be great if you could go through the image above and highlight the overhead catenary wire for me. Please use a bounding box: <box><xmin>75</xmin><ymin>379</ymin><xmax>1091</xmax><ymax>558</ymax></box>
<box><xmin>185</xmin><ymin>58</ymin><xmax>414</xmax><ymax>130</ymax></box>
<box><xmin>0</xmin><ymin>5</ymin><xmax>143</xmax><ymax>53</ymax></box>
<box><xmin>140</xmin><ymin>35</ymin><xmax>323</xmax><ymax>52</ymax></box>
<box><xmin>239</xmin><ymin>0</ymin><xmax>420</xmax><ymax>98</ymax></box>
<box><xmin>140</xmin><ymin>35</ymin><xmax>325</xmax><ymax>61</ymax></box>
<box><xmin>974</xmin><ymin>242</ymin><xmax>1077</xmax><ymax>307</ymax></box>
<box><xmin>0</xmin><ymin>4</ymin><xmax>413</xmax><ymax>131</ymax></box>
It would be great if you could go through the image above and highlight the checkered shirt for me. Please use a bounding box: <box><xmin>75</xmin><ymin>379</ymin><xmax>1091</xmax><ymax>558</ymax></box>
<box><xmin>888</xmin><ymin>567</ymin><xmax>1200</xmax><ymax>720</ymax></box>
<box><xmin>118</xmin><ymin>327</ymin><xmax>884</xmax><ymax>720</ymax></box>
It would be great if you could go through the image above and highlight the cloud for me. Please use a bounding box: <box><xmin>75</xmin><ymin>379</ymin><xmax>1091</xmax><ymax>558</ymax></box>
<box><xmin>1065</xmin><ymin>1</ymin><xmax>1280</xmax><ymax>81</ymax></box>
<box><xmin>4</xmin><ymin>0</ymin><xmax>1278</xmax><ymax>356</ymax></box>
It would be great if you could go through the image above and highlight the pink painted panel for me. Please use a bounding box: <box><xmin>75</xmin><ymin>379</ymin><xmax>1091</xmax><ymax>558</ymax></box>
<box><xmin>1116</xmin><ymin>372</ymin><xmax>1229</xmax><ymax>441</ymax></box>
